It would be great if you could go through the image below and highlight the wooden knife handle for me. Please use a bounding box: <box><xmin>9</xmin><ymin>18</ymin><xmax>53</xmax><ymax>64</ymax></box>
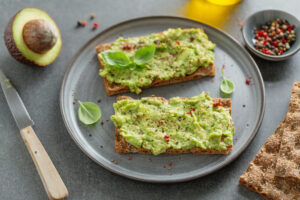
<box><xmin>20</xmin><ymin>126</ymin><xmax>68</xmax><ymax>200</ymax></box>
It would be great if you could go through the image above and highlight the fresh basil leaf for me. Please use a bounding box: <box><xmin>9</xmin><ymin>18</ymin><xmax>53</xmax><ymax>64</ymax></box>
<box><xmin>101</xmin><ymin>50</ymin><xmax>131</xmax><ymax>68</ymax></box>
<box><xmin>134</xmin><ymin>44</ymin><xmax>156</xmax><ymax>66</ymax></box>
<box><xmin>135</xmin><ymin>66</ymin><xmax>143</xmax><ymax>71</ymax></box>
<box><xmin>220</xmin><ymin>79</ymin><xmax>235</xmax><ymax>94</ymax></box>
<box><xmin>128</xmin><ymin>62</ymin><xmax>136</xmax><ymax>71</ymax></box>
<box><xmin>220</xmin><ymin>69</ymin><xmax>235</xmax><ymax>94</ymax></box>
<box><xmin>78</xmin><ymin>101</ymin><xmax>101</xmax><ymax>125</ymax></box>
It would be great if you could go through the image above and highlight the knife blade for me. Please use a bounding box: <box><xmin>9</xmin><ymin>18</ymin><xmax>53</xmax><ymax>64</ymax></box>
<box><xmin>0</xmin><ymin>69</ymin><xmax>34</xmax><ymax>129</ymax></box>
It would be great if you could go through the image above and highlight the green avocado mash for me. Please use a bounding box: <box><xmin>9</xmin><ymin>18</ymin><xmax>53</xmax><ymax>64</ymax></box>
<box><xmin>99</xmin><ymin>28</ymin><xmax>215</xmax><ymax>94</ymax></box>
<box><xmin>111</xmin><ymin>92</ymin><xmax>235</xmax><ymax>155</ymax></box>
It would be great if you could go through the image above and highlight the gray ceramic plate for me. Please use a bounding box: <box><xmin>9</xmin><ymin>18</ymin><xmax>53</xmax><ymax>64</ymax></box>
<box><xmin>60</xmin><ymin>16</ymin><xmax>265</xmax><ymax>183</ymax></box>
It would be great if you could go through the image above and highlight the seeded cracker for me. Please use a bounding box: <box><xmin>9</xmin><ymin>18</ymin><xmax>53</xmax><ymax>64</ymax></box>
<box><xmin>239</xmin><ymin>82</ymin><xmax>300</xmax><ymax>200</ymax></box>
<box><xmin>275</xmin><ymin>83</ymin><xmax>300</xmax><ymax>184</ymax></box>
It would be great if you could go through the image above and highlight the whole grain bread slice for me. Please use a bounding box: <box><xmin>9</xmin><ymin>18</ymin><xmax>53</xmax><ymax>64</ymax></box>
<box><xmin>239</xmin><ymin>82</ymin><xmax>300</xmax><ymax>200</ymax></box>
<box><xmin>114</xmin><ymin>96</ymin><xmax>233</xmax><ymax>155</ymax></box>
<box><xmin>96</xmin><ymin>43</ymin><xmax>216</xmax><ymax>96</ymax></box>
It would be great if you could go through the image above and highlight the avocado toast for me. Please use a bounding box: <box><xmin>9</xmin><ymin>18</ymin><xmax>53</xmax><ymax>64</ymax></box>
<box><xmin>96</xmin><ymin>28</ymin><xmax>216</xmax><ymax>96</ymax></box>
<box><xmin>111</xmin><ymin>93</ymin><xmax>234</xmax><ymax>155</ymax></box>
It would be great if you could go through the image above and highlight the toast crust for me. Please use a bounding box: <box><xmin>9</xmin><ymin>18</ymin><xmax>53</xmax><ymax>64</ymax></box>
<box><xmin>114</xmin><ymin>96</ymin><xmax>233</xmax><ymax>155</ymax></box>
<box><xmin>96</xmin><ymin>43</ymin><xmax>216</xmax><ymax>96</ymax></box>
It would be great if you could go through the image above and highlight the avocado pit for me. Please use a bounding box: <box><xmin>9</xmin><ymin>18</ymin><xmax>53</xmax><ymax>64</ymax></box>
<box><xmin>22</xmin><ymin>19</ymin><xmax>58</xmax><ymax>54</ymax></box>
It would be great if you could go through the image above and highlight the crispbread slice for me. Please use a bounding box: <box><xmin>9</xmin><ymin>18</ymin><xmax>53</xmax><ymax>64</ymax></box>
<box><xmin>239</xmin><ymin>123</ymin><xmax>294</xmax><ymax>199</ymax></box>
<box><xmin>96</xmin><ymin>41</ymin><xmax>216</xmax><ymax>96</ymax></box>
<box><xmin>114</xmin><ymin>96</ymin><xmax>233</xmax><ymax>155</ymax></box>
<box><xmin>239</xmin><ymin>82</ymin><xmax>300</xmax><ymax>200</ymax></box>
<box><xmin>275</xmin><ymin>83</ymin><xmax>300</xmax><ymax>184</ymax></box>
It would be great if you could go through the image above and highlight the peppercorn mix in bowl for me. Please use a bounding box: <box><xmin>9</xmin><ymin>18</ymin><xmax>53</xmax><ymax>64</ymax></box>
<box><xmin>242</xmin><ymin>9</ymin><xmax>300</xmax><ymax>61</ymax></box>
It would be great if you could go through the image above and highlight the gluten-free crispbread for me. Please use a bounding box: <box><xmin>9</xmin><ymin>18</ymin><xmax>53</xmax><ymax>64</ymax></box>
<box><xmin>114</xmin><ymin>96</ymin><xmax>233</xmax><ymax>155</ymax></box>
<box><xmin>239</xmin><ymin>123</ymin><xmax>294</xmax><ymax>199</ymax></box>
<box><xmin>239</xmin><ymin>82</ymin><xmax>300</xmax><ymax>200</ymax></box>
<box><xmin>274</xmin><ymin>83</ymin><xmax>300</xmax><ymax>184</ymax></box>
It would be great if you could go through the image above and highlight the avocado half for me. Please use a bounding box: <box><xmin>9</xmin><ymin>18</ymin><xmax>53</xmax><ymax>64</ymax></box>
<box><xmin>4</xmin><ymin>8</ymin><xmax>62</xmax><ymax>67</ymax></box>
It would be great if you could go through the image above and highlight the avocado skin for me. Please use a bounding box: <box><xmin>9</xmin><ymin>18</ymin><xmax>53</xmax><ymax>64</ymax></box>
<box><xmin>4</xmin><ymin>8</ymin><xmax>61</xmax><ymax>67</ymax></box>
<box><xmin>4</xmin><ymin>12</ymin><xmax>36</xmax><ymax>66</ymax></box>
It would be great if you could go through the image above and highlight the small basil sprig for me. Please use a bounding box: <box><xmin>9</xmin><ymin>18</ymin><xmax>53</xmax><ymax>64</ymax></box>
<box><xmin>78</xmin><ymin>101</ymin><xmax>101</xmax><ymax>125</ymax></box>
<box><xmin>134</xmin><ymin>44</ymin><xmax>156</xmax><ymax>66</ymax></box>
<box><xmin>220</xmin><ymin>69</ymin><xmax>235</xmax><ymax>94</ymax></box>
<box><xmin>101</xmin><ymin>51</ymin><xmax>131</xmax><ymax>68</ymax></box>
<box><xmin>101</xmin><ymin>44</ymin><xmax>156</xmax><ymax>70</ymax></box>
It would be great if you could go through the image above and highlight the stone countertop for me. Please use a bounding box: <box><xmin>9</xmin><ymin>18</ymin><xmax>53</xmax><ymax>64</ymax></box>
<box><xmin>0</xmin><ymin>0</ymin><xmax>299</xmax><ymax>199</ymax></box>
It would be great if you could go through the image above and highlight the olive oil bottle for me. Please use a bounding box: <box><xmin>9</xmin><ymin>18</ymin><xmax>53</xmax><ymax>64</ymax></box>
<box><xmin>184</xmin><ymin>0</ymin><xmax>239</xmax><ymax>27</ymax></box>
<box><xmin>207</xmin><ymin>0</ymin><xmax>242</xmax><ymax>6</ymax></box>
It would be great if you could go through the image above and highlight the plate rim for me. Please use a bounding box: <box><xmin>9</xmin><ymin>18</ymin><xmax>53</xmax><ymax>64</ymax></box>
<box><xmin>59</xmin><ymin>15</ymin><xmax>265</xmax><ymax>183</ymax></box>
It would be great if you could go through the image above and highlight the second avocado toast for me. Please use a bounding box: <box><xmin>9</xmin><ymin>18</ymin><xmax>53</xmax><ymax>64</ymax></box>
<box><xmin>112</xmin><ymin>93</ymin><xmax>234</xmax><ymax>155</ymax></box>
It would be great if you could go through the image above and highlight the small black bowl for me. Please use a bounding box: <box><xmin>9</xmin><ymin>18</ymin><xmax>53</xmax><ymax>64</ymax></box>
<box><xmin>242</xmin><ymin>9</ymin><xmax>300</xmax><ymax>61</ymax></box>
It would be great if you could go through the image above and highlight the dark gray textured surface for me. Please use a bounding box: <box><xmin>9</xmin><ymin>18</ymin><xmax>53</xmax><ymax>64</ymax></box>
<box><xmin>0</xmin><ymin>0</ymin><xmax>299</xmax><ymax>199</ymax></box>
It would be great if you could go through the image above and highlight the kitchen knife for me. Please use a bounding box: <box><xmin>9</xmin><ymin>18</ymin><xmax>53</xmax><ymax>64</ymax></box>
<box><xmin>0</xmin><ymin>70</ymin><xmax>68</xmax><ymax>200</ymax></box>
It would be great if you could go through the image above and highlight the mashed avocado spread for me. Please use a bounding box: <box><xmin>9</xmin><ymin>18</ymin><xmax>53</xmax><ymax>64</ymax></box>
<box><xmin>99</xmin><ymin>28</ymin><xmax>215</xmax><ymax>94</ymax></box>
<box><xmin>111</xmin><ymin>93</ymin><xmax>234</xmax><ymax>155</ymax></box>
